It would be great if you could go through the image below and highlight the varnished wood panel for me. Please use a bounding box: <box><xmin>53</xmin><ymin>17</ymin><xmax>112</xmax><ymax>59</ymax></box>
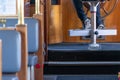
<box><xmin>46</xmin><ymin>0</ymin><xmax>63</xmax><ymax>44</ymax></box>
<box><xmin>44</xmin><ymin>0</ymin><xmax>50</xmax><ymax>61</ymax></box>
<box><xmin>61</xmin><ymin>0</ymin><xmax>83</xmax><ymax>42</ymax></box>
<box><xmin>48</xmin><ymin>5</ymin><xmax>63</xmax><ymax>43</ymax></box>
<box><xmin>24</xmin><ymin>0</ymin><xmax>29</xmax><ymax>3</ymax></box>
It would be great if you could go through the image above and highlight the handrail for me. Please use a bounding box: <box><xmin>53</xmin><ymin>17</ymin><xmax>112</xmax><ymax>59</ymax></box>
<box><xmin>101</xmin><ymin>0</ymin><xmax>119</xmax><ymax>19</ymax></box>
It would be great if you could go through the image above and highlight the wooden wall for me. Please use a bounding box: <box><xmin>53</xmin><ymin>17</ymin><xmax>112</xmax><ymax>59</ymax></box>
<box><xmin>48</xmin><ymin>0</ymin><xmax>120</xmax><ymax>43</ymax></box>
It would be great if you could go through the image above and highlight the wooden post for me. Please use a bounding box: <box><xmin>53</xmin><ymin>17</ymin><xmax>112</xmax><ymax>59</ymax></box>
<box><xmin>16</xmin><ymin>25</ymin><xmax>28</xmax><ymax>80</ymax></box>
<box><xmin>44</xmin><ymin>0</ymin><xmax>50</xmax><ymax>60</ymax></box>
<box><xmin>33</xmin><ymin>0</ymin><xmax>44</xmax><ymax>80</ymax></box>
<box><xmin>17</xmin><ymin>0</ymin><xmax>28</xmax><ymax>80</ymax></box>
<box><xmin>0</xmin><ymin>40</ymin><xmax>2</xmax><ymax>80</ymax></box>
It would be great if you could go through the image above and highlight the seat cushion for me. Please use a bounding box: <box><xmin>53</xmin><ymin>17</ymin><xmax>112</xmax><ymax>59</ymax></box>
<box><xmin>0</xmin><ymin>30</ymin><xmax>21</xmax><ymax>73</ymax></box>
<box><xmin>0</xmin><ymin>18</ymin><xmax>39</xmax><ymax>69</ymax></box>
<box><xmin>28</xmin><ymin>55</ymin><xmax>38</xmax><ymax>66</ymax></box>
<box><xmin>0</xmin><ymin>18</ymin><xmax>39</xmax><ymax>52</ymax></box>
<box><xmin>25</xmin><ymin>18</ymin><xmax>39</xmax><ymax>52</ymax></box>
<box><xmin>2</xmin><ymin>75</ymin><xmax>18</xmax><ymax>80</ymax></box>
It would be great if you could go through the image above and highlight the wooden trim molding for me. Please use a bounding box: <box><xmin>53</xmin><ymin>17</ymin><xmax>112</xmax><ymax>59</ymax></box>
<box><xmin>0</xmin><ymin>40</ymin><xmax>2</xmax><ymax>80</ymax></box>
<box><xmin>16</xmin><ymin>25</ymin><xmax>28</xmax><ymax>80</ymax></box>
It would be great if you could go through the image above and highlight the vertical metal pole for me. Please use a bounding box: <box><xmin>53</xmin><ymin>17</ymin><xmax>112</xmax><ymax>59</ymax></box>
<box><xmin>35</xmin><ymin>0</ymin><xmax>40</xmax><ymax>14</ymax></box>
<box><xmin>91</xmin><ymin>3</ymin><xmax>97</xmax><ymax>44</ymax></box>
<box><xmin>35</xmin><ymin>0</ymin><xmax>38</xmax><ymax>14</ymax></box>
<box><xmin>18</xmin><ymin>0</ymin><xmax>24</xmax><ymax>24</ymax></box>
<box><xmin>38</xmin><ymin>0</ymin><xmax>40</xmax><ymax>14</ymax></box>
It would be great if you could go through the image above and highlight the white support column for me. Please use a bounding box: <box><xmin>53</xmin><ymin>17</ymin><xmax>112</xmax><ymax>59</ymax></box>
<box><xmin>88</xmin><ymin>2</ymin><xmax>100</xmax><ymax>50</ymax></box>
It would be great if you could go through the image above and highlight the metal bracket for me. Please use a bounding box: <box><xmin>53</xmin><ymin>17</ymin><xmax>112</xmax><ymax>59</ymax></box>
<box><xmin>0</xmin><ymin>18</ymin><xmax>6</xmax><ymax>27</ymax></box>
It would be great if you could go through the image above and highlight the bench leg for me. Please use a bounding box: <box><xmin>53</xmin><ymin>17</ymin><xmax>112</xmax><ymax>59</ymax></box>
<box><xmin>30</xmin><ymin>66</ymin><xmax>35</xmax><ymax>80</ymax></box>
